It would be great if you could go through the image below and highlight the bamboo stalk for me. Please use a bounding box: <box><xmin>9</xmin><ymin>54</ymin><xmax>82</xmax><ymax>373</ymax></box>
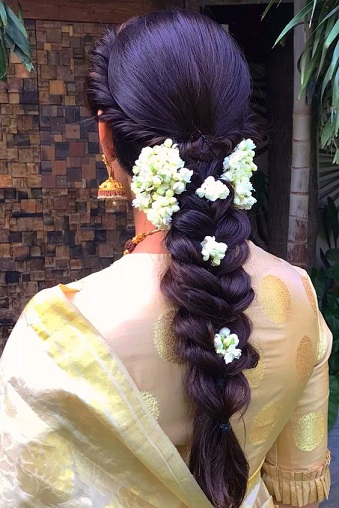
<box><xmin>287</xmin><ymin>0</ymin><xmax>312</xmax><ymax>269</ymax></box>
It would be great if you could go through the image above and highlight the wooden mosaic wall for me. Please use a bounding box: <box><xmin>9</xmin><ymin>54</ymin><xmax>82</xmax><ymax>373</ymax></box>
<box><xmin>0</xmin><ymin>20</ymin><xmax>135</xmax><ymax>350</ymax></box>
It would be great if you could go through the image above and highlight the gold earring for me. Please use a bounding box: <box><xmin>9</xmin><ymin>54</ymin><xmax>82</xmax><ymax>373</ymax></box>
<box><xmin>97</xmin><ymin>154</ymin><xmax>128</xmax><ymax>203</ymax></box>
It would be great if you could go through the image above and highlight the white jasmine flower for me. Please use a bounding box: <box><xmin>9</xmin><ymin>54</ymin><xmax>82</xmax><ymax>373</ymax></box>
<box><xmin>196</xmin><ymin>176</ymin><xmax>230</xmax><ymax>202</ymax></box>
<box><xmin>132</xmin><ymin>139</ymin><xmax>193</xmax><ymax>229</ymax></box>
<box><xmin>172</xmin><ymin>181</ymin><xmax>186</xmax><ymax>194</ymax></box>
<box><xmin>201</xmin><ymin>236</ymin><xmax>228</xmax><ymax>266</ymax></box>
<box><xmin>214</xmin><ymin>327</ymin><xmax>242</xmax><ymax>365</ymax></box>
<box><xmin>221</xmin><ymin>138</ymin><xmax>257</xmax><ymax>211</ymax></box>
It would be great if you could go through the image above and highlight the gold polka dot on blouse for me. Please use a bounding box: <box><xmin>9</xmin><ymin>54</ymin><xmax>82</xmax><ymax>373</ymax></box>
<box><xmin>258</xmin><ymin>275</ymin><xmax>291</xmax><ymax>324</ymax></box>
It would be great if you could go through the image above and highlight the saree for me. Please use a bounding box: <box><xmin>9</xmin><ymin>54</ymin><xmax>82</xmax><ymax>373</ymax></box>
<box><xmin>0</xmin><ymin>284</ymin><xmax>275</xmax><ymax>508</ymax></box>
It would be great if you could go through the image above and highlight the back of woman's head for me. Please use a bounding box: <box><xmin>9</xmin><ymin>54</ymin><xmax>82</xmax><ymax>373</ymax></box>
<box><xmin>87</xmin><ymin>9</ymin><xmax>259</xmax><ymax>508</ymax></box>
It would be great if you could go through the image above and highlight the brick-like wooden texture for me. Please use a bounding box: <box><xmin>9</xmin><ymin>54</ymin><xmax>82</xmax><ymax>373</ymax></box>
<box><xmin>0</xmin><ymin>20</ymin><xmax>136</xmax><ymax>351</ymax></box>
<box><xmin>20</xmin><ymin>0</ymin><xmax>183</xmax><ymax>24</ymax></box>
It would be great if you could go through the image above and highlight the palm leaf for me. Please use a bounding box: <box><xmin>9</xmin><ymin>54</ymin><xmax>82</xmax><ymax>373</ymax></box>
<box><xmin>0</xmin><ymin>1</ymin><xmax>32</xmax><ymax>77</ymax></box>
<box><xmin>261</xmin><ymin>0</ymin><xmax>281</xmax><ymax>20</ymax></box>
<box><xmin>313</xmin><ymin>12</ymin><xmax>338</xmax><ymax>79</ymax></box>
<box><xmin>309</xmin><ymin>0</ymin><xmax>318</xmax><ymax>26</ymax></box>
<box><xmin>274</xmin><ymin>2</ymin><xmax>313</xmax><ymax>46</ymax></box>
<box><xmin>0</xmin><ymin>28</ymin><xmax>8</xmax><ymax>81</ymax></box>
<box><xmin>4</xmin><ymin>3</ymin><xmax>27</xmax><ymax>37</ymax></box>
<box><xmin>0</xmin><ymin>2</ymin><xmax>7</xmax><ymax>27</ymax></box>
<box><xmin>312</xmin><ymin>15</ymin><xmax>325</xmax><ymax>58</ymax></box>
<box><xmin>325</xmin><ymin>18</ymin><xmax>339</xmax><ymax>49</ymax></box>
<box><xmin>321</xmin><ymin>40</ymin><xmax>339</xmax><ymax>102</ymax></box>
<box><xmin>4</xmin><ymin>4</ymin><xmax>31</xmax><ymax>58</ymax></box>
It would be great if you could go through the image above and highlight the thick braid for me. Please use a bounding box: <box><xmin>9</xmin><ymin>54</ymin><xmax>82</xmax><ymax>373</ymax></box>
<box><xmin>161</xmin><ymin>155</ymin><xmax>258</xmax><ymax>508</ymax></box>
<box><xmin>86</xmin><ymin>10</ymin><xmax>261</xmax><ymax>507</ymax></box>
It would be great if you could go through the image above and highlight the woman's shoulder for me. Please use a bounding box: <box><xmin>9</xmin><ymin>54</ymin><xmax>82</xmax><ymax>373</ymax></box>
<box><xmin>63</xmin><ymin>253</ymin><xmax>170</xmax><ymax>292</ymax></box>
<box><xmin>247</xmin><ymin>241</ymin><xmax>313</xmax><ymax>296</ymax></box>
<box><xmin>247</xmin><ymin>242</ymin><xmax>319</xmax><ymax>342</ymax></box>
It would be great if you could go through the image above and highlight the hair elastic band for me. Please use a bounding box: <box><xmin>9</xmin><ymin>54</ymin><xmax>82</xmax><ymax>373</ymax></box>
<box><xmin>220</xmin><ymin>422</ymin><xmax>231</xmax><ymax>432</ymax></box>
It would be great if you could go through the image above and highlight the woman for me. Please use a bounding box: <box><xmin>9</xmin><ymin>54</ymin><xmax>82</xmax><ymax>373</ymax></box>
<box><xmin>0</xmin><ymin>10</ymin><xmax>331</xmax><ymax>508</ymax></box>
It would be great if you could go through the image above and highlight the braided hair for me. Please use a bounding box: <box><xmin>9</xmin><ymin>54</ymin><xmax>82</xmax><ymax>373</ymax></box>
<box><xmin>86</xmin><ymin>10</ymin><xmax>259</xmax><ymax>507</ymax></box>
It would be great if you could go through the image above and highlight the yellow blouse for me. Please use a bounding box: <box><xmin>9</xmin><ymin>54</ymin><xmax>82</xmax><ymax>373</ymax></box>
<box><xmin>0</xmin><ymin>241</ymin><xmax>331</xmax><ymax>507</ymax></box>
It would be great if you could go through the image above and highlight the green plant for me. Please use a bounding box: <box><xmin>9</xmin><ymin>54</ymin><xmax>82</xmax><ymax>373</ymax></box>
<box><xmin>311</xmin><ymin>197</ymin><xmax>339</xmax><ymax>430</ymax></box>
<box><xmin>263</xmin><ymin>0</ymin><xmax>339</xmax><ymax>163</ymax></box>
<box><xmin>0</xmin><ymin>0</ymin><xmax>33</xmax><ymax>81</ymax></box>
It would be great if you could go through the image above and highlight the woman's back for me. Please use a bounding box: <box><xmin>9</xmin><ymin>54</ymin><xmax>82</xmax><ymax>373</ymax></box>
<box><xmin>67</xmin><ymin>240</ymin><xmax>331</xmax><ymax>494</ymax></box>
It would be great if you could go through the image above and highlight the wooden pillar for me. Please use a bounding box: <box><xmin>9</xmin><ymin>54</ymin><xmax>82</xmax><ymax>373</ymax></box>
<box><xmin>264</xmin><ymin>6</ymin><xmax>294</xmax><ymax>261</ymax></box>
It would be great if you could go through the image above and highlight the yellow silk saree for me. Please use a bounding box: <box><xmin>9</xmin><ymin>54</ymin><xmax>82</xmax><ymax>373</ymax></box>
<box><xmin>0</xmin><ymin>284</ymin><xmax>274</xmax><ymax>508</ymax></box>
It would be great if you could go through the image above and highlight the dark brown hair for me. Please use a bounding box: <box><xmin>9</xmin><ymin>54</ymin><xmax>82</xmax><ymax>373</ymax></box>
<box><xmin>86</xmin><ymin>10</ymin><xmax>259</xmax><ymax>507</ymax></box>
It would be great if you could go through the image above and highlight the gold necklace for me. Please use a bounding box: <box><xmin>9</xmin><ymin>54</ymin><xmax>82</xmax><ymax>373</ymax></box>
<box><xmin>123</xmin><ymin>229</ymin><xmax>161</xmax><ymax>255</ymax></box>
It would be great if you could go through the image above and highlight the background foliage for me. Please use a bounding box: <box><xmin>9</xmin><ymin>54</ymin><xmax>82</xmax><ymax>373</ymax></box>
<box><xmin>263</xmin><ymin>0</ymin><xmax>339</xmax><ymax>163</ymax></box>
<box><xmin>0</xmin><ymin>0</ymin><xmax>33</xmax><ymax>81</ymax></box>
<box><xmin>311</xmin><ymin>197</ymin><xmax>339</xmax><ymax>430</ymax></box>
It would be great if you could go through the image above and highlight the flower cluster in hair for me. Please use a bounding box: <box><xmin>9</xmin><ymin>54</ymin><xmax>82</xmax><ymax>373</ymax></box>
<box><xmin>201</xmin><ymin>236</ymin><xmax>228</xmax><ymax>266</ymax></box>
<box><xmin>131</xmin><ymin>139</ymin><xmax>193</xmax><ymax>229</ymax></box>
<box><xmin>221</xmin><ymin>139</ymin><xmax>257</xmax><ymax>210</ymax></box>
<box><xmin>196</xmin><ymin>176</ymin><xmax>229</xmax><ymax>202</ymax></box>
<box><xmin>131</xmin><ymin>137</ymin><xmax>257</xmax><ymax>266</ymax></box>
<box><xmin>214</xmin><ymin>327</ymin><xmax>242</xmax><ymax>364</ymax></box>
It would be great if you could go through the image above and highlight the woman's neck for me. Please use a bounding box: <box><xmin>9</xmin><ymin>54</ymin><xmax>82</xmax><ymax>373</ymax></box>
<box><xmin>132</xmin><ymin>208</ymin><xmax>168</xmax><ymax>254</ymax></box>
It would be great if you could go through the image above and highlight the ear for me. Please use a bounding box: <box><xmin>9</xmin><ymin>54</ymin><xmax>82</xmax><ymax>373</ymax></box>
<box><xmin>98</xmin><ymin>111</ymin><xmax>115</xmax><ymax>160</ymax></box>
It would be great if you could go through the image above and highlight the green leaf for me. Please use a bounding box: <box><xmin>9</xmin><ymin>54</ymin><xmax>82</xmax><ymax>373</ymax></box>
<box><xmin>330</xmin><ymin>374</ymin><xmax>339</xmax><ymax>400</ymax></box>
<box><xmin>326</xmin><ymin>248</ymin><xmax>339</xmax><ymax>263</ymax></box>
<box><xmin>325</xmin><ymin>18</ymin><xmax>339</xmax><ymax>49</ymax></box>
<box><xmin>17</xmin><ymin>1</ymin><xmax>24</xmax><ymax>25</ymax></box>
<box><xmin>328</xmin><ymin>264</ymin><xmax>339</xmax><ymax>284</ymax></box>
<box><xmin>261</xmin><ymin>0</ymin><xmax>279</xmax><ymax>20</ymax></box>
<box><xmin>321</xmin><ymin>247</ymin><xmax>331</xmax><ymax>268</ymax></box>
<box><xmin>329</xmin><ymin>352</ymin><xmax>339</xmax><ymax>374</ymax></box>
<box><xmin>4</xmin><ymin>3</ymin><xmax>27</xmax><ymax>37</ymax></box>
<box><xmin>328</xmin><ymin>398</ymin><xmax>338</xmax><ymax>430</ymax></box>
<box><xmin>5</xmin><ymin>24</ymin><xmax>31</xmax><ymax>60</ymax></box>
<box><xmin>311</xmin><ymin>17</ymin><xmax>325</xmax><ymax>58</ymax></box>
<box><xmin>3</xmin><ymin>5</ymin><xmax>30</xmax><ymax>58</ymax></box>
<box><xmin>334</xmin><ymin>148</ymin><xmax>339</xmax><ymax>165</ymax></box>
<box><xmin>12</xmin><ymin>43</ymin><xmax>33</xmax><ymax>70</ymax></box>
<box><xmin>299</xmin><ymin>44</ymin><xmax>320</xmax><ymax>95</ymax></box>
<box><xmin>321</xmin><ymin>40</ymin><xmax>339</xmax><ymax>102</ymax></box>
<box><xmin>314</xmin><ymin>13</ymin><xmax>337</xmax><ymax>80</ymax></box>
<box><xmin>0</xmin><ymin>2</ymin><xmax>7</xmax><ymax>27</ymax></box>
<box><xmin>274</xmin><ymin>2</ymin><xmax>313</xmax><ymax>46</ymax></box>
<box><xmin>313</xmin><ymin>5</ymin><xmax>339</xmax><ymax>34</ymax></box>
<box><xmin>0</xmin><ymin>28</ymin><xmax>8</xmax><ymax>81</ymax></box>
<box><xmin>309</xmin><ymin>0</ymin><xmax>317</xmax><ymax>26</ymax></box>
<box><xmin>4</xmin><ymin>32</ymin><xmax>33</xmax><ymax>70</ymax></box>
<box><xmin>324</xmin><ymin>310</ymin><xmax>339</xmax><ymax>333</ymax></box>
<box><xmin>321</xmin><ymin>117</ymin><xmax>336</xmax><ymax>147</ymax></box>
<box><xmin>326</xmin><ymin>197</ymin><xmax>339</xmax><ymax>246</ymax></box>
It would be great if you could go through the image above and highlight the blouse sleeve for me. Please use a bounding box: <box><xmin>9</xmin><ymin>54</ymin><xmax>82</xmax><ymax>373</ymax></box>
<box><xmin>262</xmin><ymin>273</ymin><xmax>332</xmax><ymax>507</ymax></box>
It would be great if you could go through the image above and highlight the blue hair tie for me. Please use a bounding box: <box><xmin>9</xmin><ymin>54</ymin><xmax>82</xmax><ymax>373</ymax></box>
<box><xmin>220</xmin><ymin>422</ymin><xmax>231</xmax><ymax>432</ymax></box>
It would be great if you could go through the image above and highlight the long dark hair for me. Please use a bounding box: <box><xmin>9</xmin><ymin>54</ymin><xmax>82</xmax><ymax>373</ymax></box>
<box><xmin>86</xmin><ymin>10</ymin><xmax>259</xmax><ymax>508</ymax></box>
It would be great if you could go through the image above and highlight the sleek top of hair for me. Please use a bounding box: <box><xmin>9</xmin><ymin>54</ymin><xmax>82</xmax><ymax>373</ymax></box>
<box><xmin>86</xmin><ymin>9</ymin><xmax>259</xmax><ymax>508</ymax></box>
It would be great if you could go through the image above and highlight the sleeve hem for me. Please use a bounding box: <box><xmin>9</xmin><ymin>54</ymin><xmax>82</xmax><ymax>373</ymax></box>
<box><xmin>262</xmin><ymin>450</ymin><xmax>331</xmax><ymax>507</ymax></box>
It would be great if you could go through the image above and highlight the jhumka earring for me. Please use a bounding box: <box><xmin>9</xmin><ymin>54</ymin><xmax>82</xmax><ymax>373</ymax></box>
<box><xmin>97</xmin><ymin>154</ymin><xmax>128</xmax><ymax>204</ymax></box>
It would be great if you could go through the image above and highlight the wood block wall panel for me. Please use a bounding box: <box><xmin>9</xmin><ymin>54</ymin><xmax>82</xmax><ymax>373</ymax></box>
<box><xmin>0</xmin><ymin>20</ymin><xmax>134</xmax><ymax>352</ymax></box>
<box><xmin>0</xmin><ymin>21</ymin><xmax>42</xmax><ymax>347</ymax></box>
<box><xmin>20</xmin><ymin>0</ymin><xmax>183</xmax><ymax>24</ymax></box>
